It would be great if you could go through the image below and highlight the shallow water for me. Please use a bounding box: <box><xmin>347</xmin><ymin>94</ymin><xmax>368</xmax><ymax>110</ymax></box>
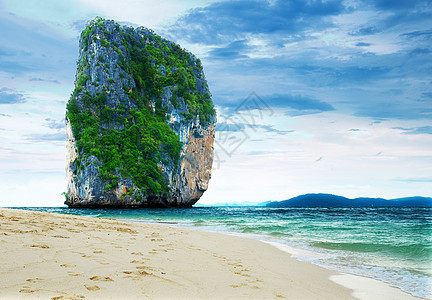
<box><xmin>21</xmin><ymin>206</ymin><xmax>432</xmax><ymax>299</ymax></box>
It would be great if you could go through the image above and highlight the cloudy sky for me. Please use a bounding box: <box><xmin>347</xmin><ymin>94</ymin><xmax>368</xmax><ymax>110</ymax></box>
<box><xmin>0</xmin><ymin>0</ymin><xmax>431</xmax><ymax>206</ymax></box>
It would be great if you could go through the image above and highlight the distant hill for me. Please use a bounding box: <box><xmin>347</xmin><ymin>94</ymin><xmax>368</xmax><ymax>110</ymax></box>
<box><xmin>266</xmin><ymin>194</ymin><xmax>432</xmax><ymax>208</ymax></box>
<box><xmin>194</xmin><ymin>201</ymin><xmax>272</xmax><ymax>207</ymax></box>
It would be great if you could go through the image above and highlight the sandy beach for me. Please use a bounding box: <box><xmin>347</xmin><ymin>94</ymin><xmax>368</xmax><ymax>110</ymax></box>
<box><xmin>0</xmin><ymin>208</ymin><xmax>419</xmax><ymax>299</ymax></box>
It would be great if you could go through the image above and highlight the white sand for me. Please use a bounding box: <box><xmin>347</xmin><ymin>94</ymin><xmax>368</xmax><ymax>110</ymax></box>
<box><xmin>330</xmin><ymin>274</ymin><xmax>419</xmax><ymax>300</ymax></box>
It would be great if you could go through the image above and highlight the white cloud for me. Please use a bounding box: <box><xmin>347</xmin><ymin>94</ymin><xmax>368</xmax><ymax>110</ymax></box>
<box><xmin>200</xmin><ymin>110</ymin><xmax>432</xmax><ymax>204</ymax></box>
<box><xmin>0</xmin><ymin>173</ymin><xmax>66</xmax><ymax>207</ymax></box>
<box><xmin>74</xmin><ymin>0</ymin><xmax>215</xmax><ymax>29</ymax></box>
<box><xmin>2</xmin><ymin>0</ymin><xmax>92</xmax><ymax>37</ymax></box>
<box><xmin>2</xmin><ymin>0</ymin><xmax>218</xmax><ymax>38</ymax></box>
<box><xmin>1</xmin><ymin>0</ymin><xmax>431</xmax><ymax>207</ymax></box>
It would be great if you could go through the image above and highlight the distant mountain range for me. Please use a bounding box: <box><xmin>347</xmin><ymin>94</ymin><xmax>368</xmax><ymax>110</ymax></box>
<box><xmin>194</xmin><ymin>194</ymin><xmax>432</xmax><ymax>207</ymax></box>
<box><xmin>194</xmin><ymin>201</ymin><xmax>271</xmax><ymax>207</ymax></box>
<box><xmin>266</xmin><ymin>194</ymin><xmax>432</xmax><ymax>208</ymax></box>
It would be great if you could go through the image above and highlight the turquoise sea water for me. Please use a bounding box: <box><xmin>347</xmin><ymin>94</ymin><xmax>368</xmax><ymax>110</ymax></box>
<box><xmin>20</xmin><ymin>207</ymin><xmax>432</xmax><ymax>299</ymax></box>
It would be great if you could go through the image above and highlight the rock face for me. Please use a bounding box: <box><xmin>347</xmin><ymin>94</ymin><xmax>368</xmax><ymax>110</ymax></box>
<box><xmin>65</xmin><ymin>18</ymin><xmax>216</xmax><ymax>208</ymax></box>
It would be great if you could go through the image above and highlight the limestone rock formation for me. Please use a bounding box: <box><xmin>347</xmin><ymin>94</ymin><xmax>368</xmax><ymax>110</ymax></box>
<box><xmin>65</xmin><ymin>18</ymin><xmax>216</xmax><ymax>207</ymax></box>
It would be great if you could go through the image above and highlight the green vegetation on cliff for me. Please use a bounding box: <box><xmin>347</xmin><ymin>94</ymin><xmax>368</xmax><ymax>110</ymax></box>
<box><xmin>66</xmin><ymin>18</ymin><xmax>215</xmax><ymax>196</ymax></box>
<box><xmin>119</xmin><ymin>29</ymin><xmax>215</xmax><ymax>125</ymax></box>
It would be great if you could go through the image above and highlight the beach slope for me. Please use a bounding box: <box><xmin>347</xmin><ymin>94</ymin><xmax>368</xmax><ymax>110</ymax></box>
<box><xmin>0</xmin><ymin>208</ymin><xmax>417</xmax><ymax>299</ymax></box>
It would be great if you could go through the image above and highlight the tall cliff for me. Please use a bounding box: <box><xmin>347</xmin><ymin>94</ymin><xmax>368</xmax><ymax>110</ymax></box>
<box><xmin>65</xmin><ymin>18</ymin><xmax>216</xmax><ymax>208</ymax></box>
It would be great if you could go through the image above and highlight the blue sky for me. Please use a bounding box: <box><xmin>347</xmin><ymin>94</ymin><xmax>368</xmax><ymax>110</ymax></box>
<box><xmin>0</xmin><ymin>0</ymin><xmax>431</xmax><ymax>206</ymax></box>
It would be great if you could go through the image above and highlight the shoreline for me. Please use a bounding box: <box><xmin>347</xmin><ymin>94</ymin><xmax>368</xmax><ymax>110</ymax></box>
<box><xmin>0</xmin><ymin>208</ymin><xmax>420</xmax><ymax>299</ymax></box>
<box><xmin>125</xmin><ymin>218</ymin><xmax>425</xmax><ymax>300</ymax></box>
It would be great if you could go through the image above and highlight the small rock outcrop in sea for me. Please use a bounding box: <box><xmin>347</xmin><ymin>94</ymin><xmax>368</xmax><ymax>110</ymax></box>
<box><xmin>65</xmin><ymin>17</ymin><xmax>216</xmax><ymax>207</ymax></box>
